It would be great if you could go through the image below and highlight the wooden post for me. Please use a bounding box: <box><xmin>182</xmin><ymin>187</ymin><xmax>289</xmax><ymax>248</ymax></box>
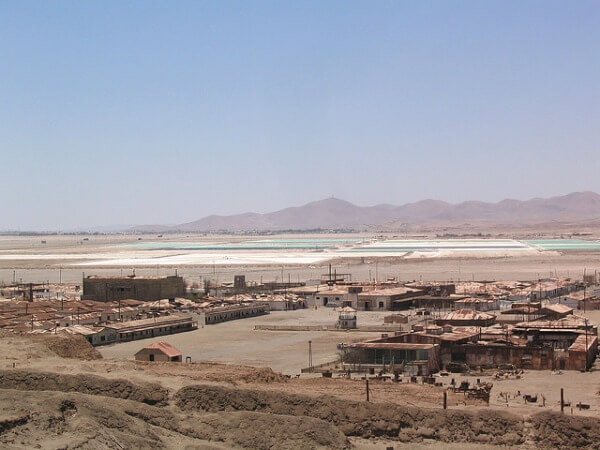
<box><xmin>366</xmin><ymin>378</ymin><xmax>370</xmax><ymax>402</ymax></box>
<box><xmin>443</xmin><ymin>391</ymin><xmax>447</xmax><ymax>410</ymax></box>
<box><xmin>560</xmin><ymin>388</ymin><xmax>564</xmax><ymax>413</ymax></box>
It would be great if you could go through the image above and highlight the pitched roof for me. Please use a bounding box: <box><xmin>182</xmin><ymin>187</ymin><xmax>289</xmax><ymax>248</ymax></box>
<box><xmin>137</xmin><ymin>341</ymin><xmax>182</xmax><ymax>358</ymax></box>
<box><xmin>541</xmin><ymin>303</ymin><xmax>573</xmax><ymax>315</ymax></box>
<box><xmin>441</xmin><ymin>309</ymin><xmax>495</xmax><ymax>321</ymax></box>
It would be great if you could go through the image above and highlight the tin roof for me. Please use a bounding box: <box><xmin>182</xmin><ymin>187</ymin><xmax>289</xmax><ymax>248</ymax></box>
<box><xmin>136</xmin><ymin>341</ymin><xmax>182</xmax><ymax>358</ymax></box>
<box><xmin>516</xmin><ymin>315</ymin><xmax>591</xmax><ymax>329</ymax></box>
<box><xmin>106</xmin><ymin>314</ymin><xmax>193</xmax><ymax>332</ymax></box>
<box><xmin>440</xmin><ymin>309</ymin><xmax>495</xmax><ymax>321</ymax></box>
<box><xmin>541</xmin><ymin>304</ymin><xmax>573</xmax><ymax>315</ymax></box>
<box><xmin>568</xmin><ymin>334</ymin><xmax>598</xmax><ymax>352</ymax></box>
<box><xmin>358</xmin><ymin>287</ymin><xmax>421</xmax><ymax>297</ymax></box>
<box><xmin>349</xmin><ymin>342</ymin><xmax>436</xmax><ymax>350</ymax></box>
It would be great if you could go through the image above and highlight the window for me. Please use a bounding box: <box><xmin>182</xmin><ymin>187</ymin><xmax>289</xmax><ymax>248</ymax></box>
<box><xmin>379</xmin><ymin>301</ymin><xmax>384</xmax><ymax>309</ymax></box>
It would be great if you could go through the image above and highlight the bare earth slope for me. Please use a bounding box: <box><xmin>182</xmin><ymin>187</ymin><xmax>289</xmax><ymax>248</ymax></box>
<box><xmin>2</xmin><ymin>333</ymin><xmax>600</xmax><ymax>449</ymax></box>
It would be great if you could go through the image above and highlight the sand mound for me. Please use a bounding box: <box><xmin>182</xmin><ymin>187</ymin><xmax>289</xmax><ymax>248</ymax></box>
<box><xmin>29</xmin><ymin>333</ymin><xmax>102</xmax><ymax>360</ymax></box>
<box><xmin>0</xmin><ymin>369</ymin><xmax>169</xmax><ymax>405</ymax></box>
<box><xmin>0</xmin><ymin>389</ymin><xmax>349</xmax><ymax>449</ymax></box>
<box><xmin>137</xmin><ymin>361</ymin><xmax>289</xmax><ymax>385</ymax></box>
<box><xmin>530</xmin><ymin>411</ymin><xmax>600</xmax><ymax>449</ymax></box>
<box><xmin>0</xmin><ymin>390</ymin><xmax>192</xmax><ymax>449</ymax></box>
<box><xmin>175</xmin><ymin>384</ymin><xmax>525</xmax><ymax>445</ymax></box>
<box><xmin>127</xmin><ymin>406</ymin><xmax>349</xmax><ymax>449</ymax></box>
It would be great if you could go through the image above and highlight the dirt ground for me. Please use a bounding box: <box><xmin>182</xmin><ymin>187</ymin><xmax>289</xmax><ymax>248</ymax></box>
<box><xmin>99</xmin><ymin>309</ymin><xmax>399</xmax><ymax>374</ymax></box>
<box><xmin>2</xmin><ymin>332</ymin><xmax>600</xmax><ymax>448</ymax></box>
<box><xmin>3</xmin><ymin>232</ymin><xmax>600</xmax><ymax>447</ymax></box>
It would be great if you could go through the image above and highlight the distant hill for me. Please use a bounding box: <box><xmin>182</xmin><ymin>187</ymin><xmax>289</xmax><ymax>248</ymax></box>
<box><xmin>131</xmin><ymin>191</ymin><xmax>600</xmax><ymax>232</ymax></box>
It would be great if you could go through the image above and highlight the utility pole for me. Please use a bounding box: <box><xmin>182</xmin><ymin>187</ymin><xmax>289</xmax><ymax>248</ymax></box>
<box><xmin>584</xmin><ymin>318</ymin><xmax>589</xmax><ymax>371</ymax></box>
<box><xmin>308</xmin><ymin>340</ymin><xmax>313</xmax><ymax>372</ymax></box>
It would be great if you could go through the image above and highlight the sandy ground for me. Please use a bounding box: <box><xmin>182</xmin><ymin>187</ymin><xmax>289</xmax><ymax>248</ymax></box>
<box><xmin>3</xmin><ymin>233</ymin><xmax>600</xmax><ymax>447</ymax></box>
<box><xmin>95</xmin><ymin>307</ymin><xmax>600</xmax><ymax>419</ymax></box>
<box><xmin>2</xmin><ymin>327</ymin><xmax>600</xmax><ymax>448</ymax></box>
<box><xmin>100</xmin><ymin>309</ymin><xmax>393</xmax><ymax>374</ymax></box>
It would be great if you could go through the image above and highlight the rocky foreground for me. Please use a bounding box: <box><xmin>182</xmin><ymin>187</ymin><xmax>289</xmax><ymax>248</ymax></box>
<box><xmin>0</xmin><ymin>333</ymin><xmax>599</xmax><ymax>449</ymax></box>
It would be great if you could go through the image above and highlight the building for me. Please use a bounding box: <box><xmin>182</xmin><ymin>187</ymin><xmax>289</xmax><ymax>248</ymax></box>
<box><xmin>436</xmin><ymin>309</ymin><xmax>496</xmax><ymax>327</ymax></box>
<box><xmin>100</xmin><ymin>306</ymin><xmax>139</xmax><ymax>323</ymax></box>
<box><xmin>343</xmin><ymin>340</ymin><xmax>440</xmax><ymax>376</ymax></box>
<box><xmin>134</xmin><ymin>342</ymin><xmax>182</xmax><ymax>362</ymax></box>
<box><xmin>498</xmin><ymin>302</ymin><xmax>572</xmax><ymax>325</ymax></box>
<box><xmin>56</xmin><ymin>312</ymin><xmax>101</xmax><ymax>328</ymax></box>
<box><xmin>308</xmin><ymin>286</ymin><xmax>356</xmax><ymax>308</ymax></box>
<box><xmin>356</xmin><ymin>287</ymin><xmax>423</xmax><ymax>311</ymax></box>
<box><xmin>383</xmin><ymin>314</ymin><xmax>409</xmax><ymax>324</ymax></box>
<box><xmin>336</xmin><ymin>307</ymin><xmax>357</xmax><ymax>329</ymax></box>
<box><xmin>454</xmin><ymin>297</ymin><xmax>498</xmax><ymax>311</ymax></box>
<box><xmin>203</xmin><ymin>304</ymin><xmax>269</xmax><ymax>325</ymax></box>
<box><xmin>105</xmin><ymin>315</ymin><xmax>197</xmax><ymax>342</ymax></box>
<box><xmin>58</xmin><ymin>324</ymin><xmax>117</xmax><ymax>346</ymax></box>
<box><xmin>343</xmin><ymin>317</ymin><xmax>598</xmax><ymax>371</ymax></box>
<box><xmin>411</xmin><ymin>295</ymin><xmax>468</xmax><ymax>310</ymax></box>
<box><xmin>259</xmin><ymin>295</ymin><xmax>304</xmax><ymax>311</ymax></box>
<box><xmin>82</xmin><ymin>275</ymin><xmax>186</xmax><ymax>302</ymax></box>
<box><xmin>552</xmin><ymin>290</ymin><xmax>600</xmax><ymax>310</ymax></box>
<box><xmin>538</xmin><ymin>303</ymin><xmax>573</xmax><ymax>319</ymax></box>
<box><xmin>404</xmin><ymin>282</ymin><xmax>456</xmax><ymax>296</ymax></box>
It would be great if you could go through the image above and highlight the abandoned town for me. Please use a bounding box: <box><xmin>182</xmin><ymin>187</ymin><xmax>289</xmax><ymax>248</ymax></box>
<box><xmin>2</xmin><ymin>228</ymin><xmax>600</xmax><ymax>448</ymax></box>
<box><xmin>3</xmin><ymin>1</ymin><xmax>600</xmax><ymax>449</ymax></box>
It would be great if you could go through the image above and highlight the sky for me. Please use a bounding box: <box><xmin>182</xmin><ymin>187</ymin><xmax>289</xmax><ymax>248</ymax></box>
<box><xmin>1</xmin><ymin>1</ymin><xmax>599</xmax><ymax>230</ymax></box>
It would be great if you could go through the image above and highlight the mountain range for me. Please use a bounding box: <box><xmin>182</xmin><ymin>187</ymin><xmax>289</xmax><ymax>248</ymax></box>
<box><xmin>131</xmin><ymin>191</ymin><xmax>600</xmax><ymax>232</ymax></box>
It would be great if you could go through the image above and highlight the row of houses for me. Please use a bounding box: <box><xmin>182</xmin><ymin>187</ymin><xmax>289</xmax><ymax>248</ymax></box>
<box><xmin>0</xmin><ymin>292</ymin><xmax>283</xmax><ymax>333</ymax></box>
<box><xmin>290</xmin><ymin>278</ymin><xmax>593</xmax><ymax>312</ymax></box>
<box><xmin>52</xmin><ymin>314</ymin><xmax>198</xmax><ymax>346</ymax></box>
<box><xmin>342</xmin><ymin>314</ymin><xmax>598</xmax><ymax>374</ymax></box>
<box><xmin>203</xmin><ymin>304</ymin><xmax>269</xmax><ymax>324</ymax></box>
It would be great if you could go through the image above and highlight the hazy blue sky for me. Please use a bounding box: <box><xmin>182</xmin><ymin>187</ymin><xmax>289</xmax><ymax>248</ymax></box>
<box><xmin>1</xmin><ymin>1</ymin><xmax>599</xmax><ymax>230</ymax></box>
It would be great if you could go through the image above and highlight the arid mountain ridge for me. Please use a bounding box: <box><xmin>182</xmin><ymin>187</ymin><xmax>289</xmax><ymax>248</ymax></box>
<box><xmin>132</xmin><ymin>191</ymin><xmax>600</xmax><ymax>232</ymax></box>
